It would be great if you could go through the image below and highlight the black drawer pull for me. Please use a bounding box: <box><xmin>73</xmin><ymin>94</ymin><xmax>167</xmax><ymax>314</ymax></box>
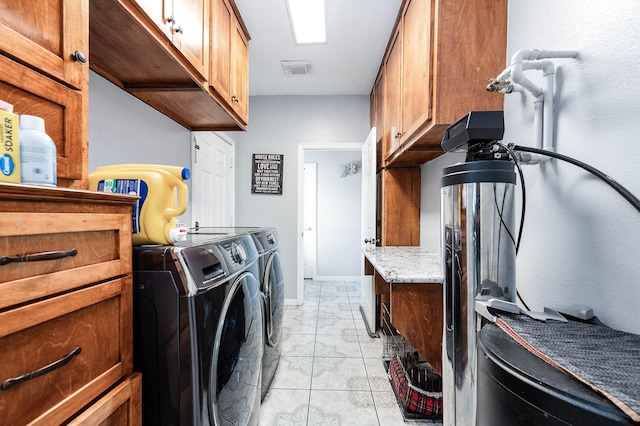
<box><xmin>0</xmin><ymin>248</ymin><xmax>78</xmax><ymax>266</ymax></box>
<box><xmin>1</xmin><ymin>346</ymin><xmax>82</xmax><ymax>391</ymax></box>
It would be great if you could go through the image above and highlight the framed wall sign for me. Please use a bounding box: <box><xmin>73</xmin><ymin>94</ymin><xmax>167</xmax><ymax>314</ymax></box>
<box><xmin>252</xmin><ymin>153</ymin><xmax>284</xmax><ymax>194</ymax></box>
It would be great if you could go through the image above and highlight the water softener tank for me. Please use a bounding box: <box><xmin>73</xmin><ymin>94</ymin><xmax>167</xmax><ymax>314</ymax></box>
<box><xmin>89</xmin><ymin>164</ymin><xmax>190</xmax><ymax>245</ymax></box>
<box><xmin>440</xmin><ymin>160</ymin><xmax>517</xmax><ymax>425</ymax></box>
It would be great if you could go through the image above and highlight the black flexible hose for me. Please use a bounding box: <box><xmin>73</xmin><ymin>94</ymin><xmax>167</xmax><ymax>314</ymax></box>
<box><xmin>496</xmin><ymin>142</ymin><xmax>530</xmax><ymax>311</ymax></box>
<box><xmin>497</xmin><ymin>143</ymin><xmax>527</xmax><ymax>254</ymax></box>
<box><xmin>512</xmin><ymin>144</ymin><xmax>640</xmax><ymax>213</ymax></box>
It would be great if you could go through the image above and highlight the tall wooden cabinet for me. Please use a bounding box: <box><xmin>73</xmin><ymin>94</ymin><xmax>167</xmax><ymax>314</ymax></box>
<box><xmin>0</xmin><ymin>0</ymin><xmax>89</xmax><ymax>188</ymax></box>
<box><xmin>371</xmin><ymin>0</ymin><xmax>507</xmax><ymax>246</ymax></box>
<box><xmin>0</xmin><ymin>183</ymin><xmax>140</xmax><ymax>425</ymax></box>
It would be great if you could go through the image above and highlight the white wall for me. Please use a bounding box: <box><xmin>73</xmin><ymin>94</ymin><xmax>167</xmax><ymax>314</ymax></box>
<box><xmin>420</xmin><ymin>0</ymin><xmax>640</xmax><ymax>334</ymax></box>
<box><xmin>235</xmin><ymin>95</ymin><xmax>370</xmax><ymax>300</ymax></box>
<box><xmin>88</xmin><ymin>71</ymin><xmax>194</xmax><ymax>224</ymax></box>
<box><xmin>305</xmin><ymin>150</ymin><xmax>362</xmax><ymax>279</ymax></box>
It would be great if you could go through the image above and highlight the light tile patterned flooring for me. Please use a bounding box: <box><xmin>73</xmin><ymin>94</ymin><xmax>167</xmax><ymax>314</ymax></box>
<box><xmin>259</xmin><ymin>279</ymin><xmax>439</xmax><ymax>426</ymax></box>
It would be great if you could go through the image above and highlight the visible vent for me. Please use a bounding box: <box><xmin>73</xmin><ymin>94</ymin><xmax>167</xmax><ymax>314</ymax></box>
<box><xmin>281</xmin><ymin>60</ymin><xmax>312</xmax><ymax>76</ymax></box>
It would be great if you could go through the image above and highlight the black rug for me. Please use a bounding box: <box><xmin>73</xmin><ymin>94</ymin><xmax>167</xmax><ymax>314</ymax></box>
<box><xmin>496</xmin><ymin>314</ymin><xmax>640</xmax><ymax>422</ymax></box>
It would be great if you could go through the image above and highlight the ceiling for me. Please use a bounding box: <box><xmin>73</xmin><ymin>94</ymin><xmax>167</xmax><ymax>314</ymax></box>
<box><xmin>234</xmin><ymin>0</ymin><xmax>403</xmax><ymax>96</ymax></box>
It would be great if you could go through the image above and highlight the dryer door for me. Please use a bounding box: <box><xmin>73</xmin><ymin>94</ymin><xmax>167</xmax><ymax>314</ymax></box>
<box><xmin>209</xmin><ymin>271</ymin><xmax>263</xmax><ymax>426</ymax></box>
<box><xmin>263</xmin><ymin>250</ymin><xmax>284</xmax><ymax>346</ymax></box>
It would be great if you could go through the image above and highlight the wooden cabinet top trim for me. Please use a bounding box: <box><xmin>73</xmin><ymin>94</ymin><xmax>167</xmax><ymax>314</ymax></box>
<box><xmin>0</xmin><ymin>183</ymin><xmax>138</xmax><ymax>206</ymax></box>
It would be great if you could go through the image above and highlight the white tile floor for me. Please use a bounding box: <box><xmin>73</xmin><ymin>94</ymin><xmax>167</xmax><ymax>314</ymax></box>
<box><xmin>259</xmin><ymin>279</ymin><xmax>441</xmax><ymax>426</ymax></box>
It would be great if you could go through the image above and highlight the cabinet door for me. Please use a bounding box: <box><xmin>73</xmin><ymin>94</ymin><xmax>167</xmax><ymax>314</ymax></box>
<box><xmin>133</xmin><ymin>0</ymin><xmax>173</xmax><ymax>39</ymax></box>
<box><xmin>373</xmin><ymin>70</ymin><xmax>385</xmax><ymax>150</ymax></box>
<box><xmin>401</xmin><ymin>0</ymin><xmax>432</xmax><ymax>138</ymax></box>
<box><xmin>384</xmin><ymin>27</ymin><xmax>402</xmax><ymax>159</ymax></box>
<box><xmin>210</xmin><ymin>0</ymin><xmax>233</xmax><ymax>102</ymax></box>
<box><xmin>230</xmin><ymin>19</ymin><xmax>249</xmax><ymax>122</ymax></box>
<box><xmin>0</xmin><ymin>0</ymin><xmax>88</xmax><ymax>90</ymax></box>
<box><xmin>134</xmin><ymin>0</ymin><xmax>209</xmax><ymax>80</ymax></box>
<box><xmin>370</xmin><ymin>71</ymin><xmax>385</xmax><ymax>169</ymax></box>
<box><xmin>391</xmin><ymin>283</ymin><xmax>443</xmax><ymax>374</ymax></box>
<box><xmin>0</xmin><ymin>55</ymin><xmax>85</xmax><ymax>185</ymax></box>
<box><xmin>173</xmin><ymin>0</ymin><xmax>210</xmax><ymax>80</ymax></box>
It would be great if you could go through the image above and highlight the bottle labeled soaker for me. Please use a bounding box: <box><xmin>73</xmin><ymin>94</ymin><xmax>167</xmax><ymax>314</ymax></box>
<box><xmin>19</xmin><ymin>115</ymin><xmax>56</xmax><ymax>186</ymax></box>
<box><xmin>88</xmin><ymin>164</ymin><xmax>190</xmax><ymax>245</ymax></box>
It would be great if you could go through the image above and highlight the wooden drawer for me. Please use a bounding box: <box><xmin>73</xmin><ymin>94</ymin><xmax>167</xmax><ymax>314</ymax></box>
<box><xmin>68</xmin><ymin>373</ymin><xmax>142</xmax><ymax>426</ymax></box>
<box><xmin>0</xmin><ymin>277</ymin><xmax>133</xmax><ymax>425</ymax></box>
<box><xmin>0</xmin><ymin>212</ymin><xmax>132</xmax><ymax>310</ymax></box>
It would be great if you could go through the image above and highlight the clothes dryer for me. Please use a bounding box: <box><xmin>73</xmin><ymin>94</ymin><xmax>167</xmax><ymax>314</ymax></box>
<box><xmin>132</xmin><ymin>232</ymin><xmax>263</xmax><ymax>426</ymax></box>
<box><xmin>251</xmin><ymin>228</ymin><xmax>285</xmax><ymax>400</ymax></box>
<box><xmin>185</xmin><ymin>226</ymin><xmax>285</xmax><ymax>399</ymax></box>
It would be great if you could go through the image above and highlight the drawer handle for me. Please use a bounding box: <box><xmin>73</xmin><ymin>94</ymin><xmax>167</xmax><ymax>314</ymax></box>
<box><xmin>1</xmin><ymin>346</ymin><xmax>82</xmax><ymax>391</ymax></box>
<box><xmin>0</xmin><ymin>248</ymin><xmax>78</xmax><ymax>266</ymax></box>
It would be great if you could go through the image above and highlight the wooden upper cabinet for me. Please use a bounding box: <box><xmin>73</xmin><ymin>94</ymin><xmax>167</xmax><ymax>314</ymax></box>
<box><xmin>134</xmin><ymin>0</ymin><xmax>173</xmax><ymax>39</ymax></box>
<box><xmin>230</xmin><ymin>20</ymin><xmax>249</xmax><ymax>122</ymax></box>
<box><xmin>371</xmin><ymin>70</ymin><xmax>384</xmax><ymax>168</ymax></box>
<box><xmin>0</xmin><ymin>0</ymin><xmax>88</xmax><ymax>188</ymax></box>
<box><xmin>133</xmin><ymin>0</ymin><xmax>209</xmax><ymax>80</ymax></box>
<box><xmin>383</xmin><ymin>26</ymin><xmax>402</xmax><ymax>161</ymax></box>
<box><xmin>0</xmin><ymin>0</ymin><xmax>88</xmax><ymax>91</ymax></box>
<box><xmin>210</xmin><ymin>0</ymin><xmax>249</xmax><ymax>124</ymax></box>
<box><xmin>401</xmin><ymin>0</ymin><xmax>431</xmax><ymax>140</ymax></box>
<box><xmin>374</xmin><ymin>0</ymin><xmax>507</xmax><ymax>167</ymax></box>
<box><xmin>210</xmin><ymin>0</ymin><xmax>232</xmax><ymax>102</ymax></box>
<box><xmin>90</xmin><ymin>0</ymin><xmax>247</xmax><ymax>130</ymax></box>
<box><xmin>173</xmin><ymin>0</ymin><xmax>210</xmax><ymax>80</ymax></box>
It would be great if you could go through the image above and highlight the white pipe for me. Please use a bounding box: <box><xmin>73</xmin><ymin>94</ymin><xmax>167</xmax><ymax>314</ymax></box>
<box><xmin>511</xmin><ymin>63</ymin><xmax>543</xmax><ymax>98</ymax></box>
<box><xmin>542</xmin><ymin>61</ymin><xmax>557</xmax><ymax>152</ymax></box>
<box><xmin>533</xmin><ymin>96</ymin><xmax>543</xmax><ymax>153</ymax></box>
<box><xmin>496</xmin><ymin>66</ymin><xmax>512</xmax><ymax>83</ymax></box>
<box><xmin>487</xmin><ymin>49</ymin><xmax>579</xmax><ymax>163</ymax></box>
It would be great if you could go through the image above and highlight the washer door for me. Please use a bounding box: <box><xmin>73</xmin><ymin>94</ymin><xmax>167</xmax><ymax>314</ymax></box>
<box><xmin>209</xmin><ymin>272</ymin><xmax>263</xmax><ymax>426</ymax></box>
<box><xmin>263</xmin><ymin>250</ymin><xmax>284</xmax><ymax>346</ymax></box>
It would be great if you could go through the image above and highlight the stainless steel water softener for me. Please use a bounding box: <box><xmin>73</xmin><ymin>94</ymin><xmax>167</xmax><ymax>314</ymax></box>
<box><xmin>440</xmin><ymin>112</ymin><xmax>517</xmax><ymax>425</ymax></box>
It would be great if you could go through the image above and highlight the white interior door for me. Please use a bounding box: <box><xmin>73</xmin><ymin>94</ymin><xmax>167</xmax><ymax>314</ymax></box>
<box><xmin>191</xmin><ymin>132</ymin><xmax>235</xmax><ymax>228</ymax></box>
<box><xmin>360</xmin><ymin>128</ymin><xmax>377</xmax><ymax>332</ymax></box>
<box><xmin>303</xmin><ymin>163</ymin><xmax>317</xmax><ymax>279</ymax></box>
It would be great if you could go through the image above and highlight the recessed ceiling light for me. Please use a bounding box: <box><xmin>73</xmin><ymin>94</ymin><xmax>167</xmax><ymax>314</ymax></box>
<box><xmin>285</xmin><ymin>0</ymin><xmax>326</xmax><ymax>44</ymax></box>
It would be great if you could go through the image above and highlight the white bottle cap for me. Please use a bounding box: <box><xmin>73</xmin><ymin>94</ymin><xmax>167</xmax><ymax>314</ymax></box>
<box><xmin>0</xmin><ymin>100</ymin><xmax>13</xmax><ymax>113</ymax></box>
<box><xmin>170</xmin><ymin>227</ymin><xmax>188</xmax><ymax>242</ymax></box>
<box><xmin>19</xmin><ymin>115</ymin><xmax>46</xmax><ymax>131</ymax></box>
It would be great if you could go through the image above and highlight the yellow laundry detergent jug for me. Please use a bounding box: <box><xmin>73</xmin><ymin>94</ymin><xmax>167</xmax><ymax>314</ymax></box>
<box><xmin>89</xmin><ymin>164</ymin><xmax>190</xmax><ymax>245</ymax></box>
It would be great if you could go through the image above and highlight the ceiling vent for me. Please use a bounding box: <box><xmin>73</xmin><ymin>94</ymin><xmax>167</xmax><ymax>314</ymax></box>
<box><xmin>281</xmin><ymin>60</ymin><xmax>313</xmax><ymax>76</ymax></box>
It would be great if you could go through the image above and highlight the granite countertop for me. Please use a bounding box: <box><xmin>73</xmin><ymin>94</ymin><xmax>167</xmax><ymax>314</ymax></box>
<box><xmin>363</xmin><ymin>246</ymin><xmax>443</xmax><ymax>283</ymax></box>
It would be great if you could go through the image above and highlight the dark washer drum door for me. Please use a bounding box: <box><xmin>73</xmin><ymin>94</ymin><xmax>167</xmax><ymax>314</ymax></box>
<box><xmin>209</xmin><ymin>272</ymin><xmax>263</xmax><ymax>426</ymax></box>
<box><xmin>264</xmin><ymin>251</ymin><xmax>284</xmax><ymax>346</ymax></box>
